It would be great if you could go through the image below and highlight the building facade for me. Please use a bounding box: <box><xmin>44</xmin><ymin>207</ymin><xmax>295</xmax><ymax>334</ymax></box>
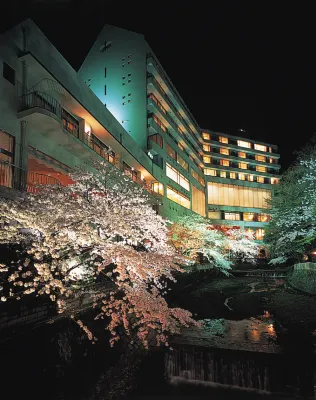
<box><xmin>0</xmin><ymin>20</ymin><xmax>280</xmax><ymax>242</ymax></box>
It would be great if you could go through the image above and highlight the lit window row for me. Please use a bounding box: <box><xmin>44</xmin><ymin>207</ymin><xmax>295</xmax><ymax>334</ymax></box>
<box><xmin>201</xmin><ymin>132</ymin><xmax>275</xmax><ymax>154</ymax></box>
<box><xmin>204</xmin><ymin>168</ymin><xmax>279</xmax><ymax>184</ymax></box>
<box><xmin>166</xmin><ymin>163</ymin><xmax>190</xmax><ymax>191</ymax></box>
<box><xmin>167</xmin><ymin>186</ymin><xmax>190</xmax><ymax>209</ymax></box>
<box><xmin>203</xmin><ymin>157</ymin><xmax>276</xmax><ymax>173</ymax></box>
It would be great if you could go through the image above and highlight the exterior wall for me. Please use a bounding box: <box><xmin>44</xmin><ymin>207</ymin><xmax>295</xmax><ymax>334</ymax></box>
<box><xmin>78</xmin><ymin>25</ymin><xmax>148</xmax><ymax>150</ymax></box>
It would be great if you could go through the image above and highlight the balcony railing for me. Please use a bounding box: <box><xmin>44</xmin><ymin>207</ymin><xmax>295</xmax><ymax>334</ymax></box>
<box><xmin>19</xmin><ymin>91</ymin><xmax>153</xmax><ymax>194</ymax></box>
<box><xmin>0</xmin><ymin>161</ymin><xmax>60</xmax><ymax>193</ymax></box>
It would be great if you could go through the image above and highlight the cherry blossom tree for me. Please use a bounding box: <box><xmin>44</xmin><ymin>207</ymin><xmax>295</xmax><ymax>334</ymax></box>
<box><xmin>0</xmin><ymin>161</ymin><xmax>197</xmax><ymax>347</ymax></box>
<box><xmin>169</xmin><ymin>215</ymin><xmax>260</xmax><ymax>275</ymax></box>
<box><xmin>266</xmin><ymin>136</ymin><xmax>316</xmax><ymax>264</ymax></box>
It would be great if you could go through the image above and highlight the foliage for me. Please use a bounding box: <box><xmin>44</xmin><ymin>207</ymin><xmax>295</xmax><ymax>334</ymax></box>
<box><xmin>0</xmin><ymin>161</ymin><xmax>197</xmax><ymax>347</ymax></box>
<box><xmin>266</xmin><ymin>136</ymin><xmax>316</xmax><ymax>263</ymax></box>
<box><xmin>168</xmin><ymin>215</ymin><xmax>260</xmax><ymax>275</ymax></box>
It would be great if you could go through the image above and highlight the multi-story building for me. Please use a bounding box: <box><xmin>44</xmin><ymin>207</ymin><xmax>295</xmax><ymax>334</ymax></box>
<box><xmin>0</xmin><ymin>20</ymin><xmax>280</xmax><ymax>242</ymax></box>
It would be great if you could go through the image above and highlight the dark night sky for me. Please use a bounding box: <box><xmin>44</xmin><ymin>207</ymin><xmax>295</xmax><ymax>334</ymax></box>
<box><xmin>3</xmin><ymin>0</ymin><xmax>316</xmax><ymax>171</ymax></box>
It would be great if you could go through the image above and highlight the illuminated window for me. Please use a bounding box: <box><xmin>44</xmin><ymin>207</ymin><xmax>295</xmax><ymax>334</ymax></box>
<box><xmin>0</xmin><ymin>130</ymin><xmax>14</xmax><ymax>188</ymax></box>
<box><xmin>256</xmin><ymin>228</ymin><xmax>265</xmax><ymax>240</ymax></box>
<box><xmin>254</xmin><ymin>144</ymin><xmax>267</xmax><ymax>152</ymax></box>
<box><xmin>166</xmin><ymin>163</ymin><xmax>190</xmax><ymax>191</ymax></box>
<box><xmin>238</xmin><ymin>151</ymin><xmax>246</xmax><ymax>158</ymax></box>
<box><xmin>257</xmin><ymin>176</ymin><xmax>264</xmax><ymax>183</ymax></box>
<box><xmin>258</xmin><ymin>214</ymin><xmax>270</xmax><ymax>222</ymax></box>
<box><xmin>152</xmin><ymin>182</ymin><xmax>164</xmax><ymax>195</ymax></box>
<box><xmin>220</xmin><ymin>148</ymin><xmax>229</xmax><ymax>155</ymax></box>
<box><xmin>202</xmin><ymin>132</ymin><xmax>210</xmax><ymax>140</ymax></box>
<box><xmin>220</xmin><ymin>159</ymin><xmax>230</xmax><ymax>167</ymax></box>
<box><xmin>207</xmin><ymin>182</ymin><xmax>271</xmax><ymax>208</ymax></box>
<box><xmin>219</xmin><ymin>136</ymin><xmax>228</xmax><ymax>144</ymax></box>
<box><xmin>248</xmin><ymin>175</ymin><xmax>254</xmax><ymax>182</ymax></box>
<box><xmin>245</xmin><ymin>228</ymin><xmax>255</xmax><ymax>239</ymax></box>
<box><xmin>237</xmin><ymin>140</ymin><xmax>251</xmax><ymax>149</ymax></box>
<box><xmin>269</xmin><ymin>147</ymin><xmax>272</xmax><ymax>153</ymax></box>
<box><xmin>166</xmin><ymin>143</ymin><xmax>176</xmax><ymax>159</ymax></box>
<box><xmin>148</xmin><ymin>134</ymin><xmax>163</xmax><ymax>148</ymax></box>
<box><xmin>178</xmin><ymin>143</ymin><xmax>184</xmax><ymax>151</ymax></box>
<box><xmin>178</xmin><ymin>126</ymin><xmax>184</xmax><ymax>135</ymax></box>
<box><xmin>224</xmin><ymin>212</ymin><xmax>240</xmax><ymax>221</ymax></box>
<box><xmin>167</xmin><ymin>186</ymin><xmax>190</xmax><ymax>209</ymax></box>
<box><xmin>220</xmin><ymin>171</ymin><xmax>226</xmax><ymax>178</ymax></box>
<box><xmin>192</xmin><ymin>185</ymin><xmax>206</xmax><ymax>217</ymax></box>
<box><xmin>208</xmin><ymin>210</ymin><xmax>221</xmax><ymax>219</ymax></box>
<box><xmin>123</xmin><ymin>162</ymin><xmax>137</xmax><ymax>182</ymax></box>
<box><xmin>271</xmin><ymin>177</ymin><xmax>279</xmax><ymax>184</ymax></box>
<box><xmin>239</xmin><ymin>173</ymin><xmax>246</xmax><ymax>180</ymax></box>
<box><xmin>203</xmin><ymin>156</ymin><xmax>211</xmax><ymax>163</ymax></box>
<box><xmin>255</xmin><ymin>154</ymin><xmax>266</xmax><ymax>162</ymax></box>
<box><xmin>199</xmin><ymin>176</ymin><xmax>205</xmax><ymax>186</ymax></box>
<box><xmin>238</xmin><ymin>162</ymin><xmax>248</xmax><ymax>170</ymax></box>
<box><xmin>256</xmin><ymin>165</ymin><xmax>267</xmax><ymax>173</ymax></box>
<box><xmin>269</xmin><ymin>157</ymin><xmax>276</xmax><ymax>164</ymax></box>
<box><xmin>230</xmin><ymin>172</ymin><xmax>236</xmax><ymax>179</ymax></box>
<box><xmin>178</xmin><ymin>155</ymin><xmax>188</xmax><ymax>171</ymax></box>
<box><xmin>203</xmin><ymin>144</ymin><xmax>211</xmax><ymax>152</ymax></box>
<box><xmin>191</xmin><ymin>169</ymin><xmax>205</xmax><ymax>186</ymax></box>
<box><xmin>244</xmin><ymin>212</ymin><xmax>255</xmax><ymax>222</ymax></box>
<box><xmin>204</xmin><ymin>168</ymin><xmax>217</xmax><ymax>176</ymax></box>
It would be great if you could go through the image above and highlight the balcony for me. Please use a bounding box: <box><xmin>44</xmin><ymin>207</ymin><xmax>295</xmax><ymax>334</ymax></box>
<box><xmin>0</xmin><ymin>160</ymin><xmax>61</xmax><ymax>198</ymax></box>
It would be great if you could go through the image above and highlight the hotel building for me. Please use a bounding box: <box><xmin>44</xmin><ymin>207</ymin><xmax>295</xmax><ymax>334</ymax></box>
<box><xmin>0</xmin><ymin>20</ymin><xmax>280</xmax><ymax>242</ymax></box>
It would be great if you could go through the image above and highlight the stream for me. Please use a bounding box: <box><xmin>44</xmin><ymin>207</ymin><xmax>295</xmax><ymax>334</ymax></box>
<box><xmin>1</xmin><ymin>275</ymin><xmax>316</xmax><ymax>399</ymax></box>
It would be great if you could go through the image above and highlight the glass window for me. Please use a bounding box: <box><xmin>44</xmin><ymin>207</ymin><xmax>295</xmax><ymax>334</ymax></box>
<box><xmin>255</xmin><ymin>154</ymin><xmax>266</xmax><ymax>162</ymax></box>
<box><xmin>239</xmin><ymin>173</ymin><xmax>246</xmax><ymax>180</ymax></box>
<box><xmin>208</xmin><ymin>210</ymin><xmax>221</xmax><ymax>219</ymax></box>
<box><xmin>203</xmin><ymin>144</ymin><xmax>211</xmax><ymax>152</ymax></box>
<box><xmin>166</xmin><ymin>143</ymin><xmax>176</xmax><ymax>159</ymax></box>
<box><xmin>219</xmin><ymin>136</ymin><xmax>228</xmax><ymax>144</ymax></box>
<box><xmin>244</xmin><ymin>212</ymin><xmax>255</xmax><ymax>222</ymax></box>
<box><xmin>256</xmin><ymin>228</ymin><xmax>265</xmax><ymax>240</ymax></box>
<box><xmin>248</xmin><ymin>174</ymin><xmax>254</xmax><ymax>182</ymax></box>
<box><xmin>230</xmin><ymin>172</ymin><xmax>236</xmax><ymax>179</ymax></box>
<box><xmin>177</xmin><ymin>154</ymin><xmax>188</xmax><ymax>171</ymax></box>
<box><xmin>238</xmin><ymin>151</ymin><xmax>246</xmax><ymax>158</ymax></box>
<box><xmin>271</xmin><ymin>177</ymin><xmax>279</xmax><ymax>184</ymax></box>
<box><xmin>269</xmin><ymin>157</ymin><xmax>276</xmax><ymax>164</ymax></box>
<box><xmin>220</xmin><ymin>159</ymin><xmax>230</xmax><ymax>167</ymax></box>
<box><xmin>258</xmin><ymin>214</ymin><xmax>270</xmax><ymax>222</ymax></box>
<box><xmin>257</xmin><ymin>176</ymin><xmax>264</xmax><ymax>183</ymax></box>
<box><xmin>220</xmin><ymin>171</ymin><xmax>226</xmax><ymax>178</ymax></box>
<box><xmin>203</xmin><ymin>156</ymin><xmax>211</xmax><ymax>163</ymax></box>
<box><xmin>237</xmin><ymin>140</ymin><xmax>251</xmax><ymax>148</ymax></box>
<box><xmin>192</xmin><ymin>185</ymin><xmax>206</xmax><ymax>217</ymax></box>
<box><xmin>207</xmin><ymin>182</ymin><xmax>271</xmax><ymax>208</ymax></box>
<box><xmin>178</xmin><ymin>143</ymin><xmax>184</xmax><ymax>151</ymax></box>
<box><xmin>224</xmin><ymin>212</ymin><xmax>240</xmax><ymax>221</ymax></box>
<box><xmin>238</xmin><ymin>162</ymin><xmax>248</xmax><ymax>170</ymax></box>
<box><xmin>256</xmin><ymin>165</ymin><xmax>267</xmax><ymax>172</ymax></box>
<box><xmin>0</xmin><ymin>130</ymin><xmax>14</xmax><ymax>188</ymax></box>
<box><xmin>220</xmin><ymin>148</ymin><xmax>229</xmax><ymax>155</ymax></box>
<box><xmin>167</xmin><ymin>186</ymin><xmax>190</xmax><ymax>209</ymax></box>
<box><xmin>149</xmin><ymin>134</ymin><xmax>163</xmax><ymax>148</ymax></box>
<box><xmin>245</xmin><ymin>228</ymin><xmax>255</xmax><ymax>239</ymax></box>
<box><xmin>204</xmin><ymin>168</ymin><xmax>217</xmax><ymax>176</ymax></box>
<box><xmin>3</xmin><ymin>62</ymin><xmax>15</xmax><ymax>85</ymax></box>
<box><xmin>202</xmin><ymin>132</ymin><xmax>210</xmax><ymax>140</ymax></box>
<box><xmin>254</xmin><ymin>144</ymin><xmax>267</xmax><ymax>152</ymax></box>
<box><xmin>166</xmin><ymin>163</ymin><xmax>190</xmax><ymax>191</ymax></box>
<box><xmin>199</xmin><ymin>176</ymin><xmax>205</xmax><ymax>186</ymax></box>
<box><xmin>152</xmin><ymin>182</ymin><xmax>164</xmax><ymax>195</ymax></box>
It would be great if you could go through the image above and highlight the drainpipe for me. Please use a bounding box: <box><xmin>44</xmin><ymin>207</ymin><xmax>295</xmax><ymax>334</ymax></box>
<box><xmin>21</xmin><ymin>26</ymin><xmax>29</xmax><ymax>105</ymax></box>
<box><xmin>19</xmin><ymin>120</ymin><xmax>27</xmax><ymax>190</ymax></box>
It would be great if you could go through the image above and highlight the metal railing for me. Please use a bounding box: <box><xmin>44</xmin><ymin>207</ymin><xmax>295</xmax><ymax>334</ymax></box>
<box><xmin>19</xmin><ymin>91</ymin><xmax>153</xmax><ymax>194</ymax></box>
<box><xmin>0</xmin><ymin>160</ymin><xmax>61</xmax><ymax>193</ymax></box>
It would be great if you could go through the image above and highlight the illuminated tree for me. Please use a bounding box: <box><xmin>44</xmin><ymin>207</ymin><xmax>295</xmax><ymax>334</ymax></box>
<box><xmin>169</xmin><ymin>215</ymin><xmax>259</xmax><ymax>275</ymax></box>
<box><xmin>0</xmin><ymin>161</ymin><xmax>197</xmax><ymax>347</ymax></box>
<box><xmin>266</xmin><ymin>137</ymin><xmax>316</xmax><ymax>264</ymax></box>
